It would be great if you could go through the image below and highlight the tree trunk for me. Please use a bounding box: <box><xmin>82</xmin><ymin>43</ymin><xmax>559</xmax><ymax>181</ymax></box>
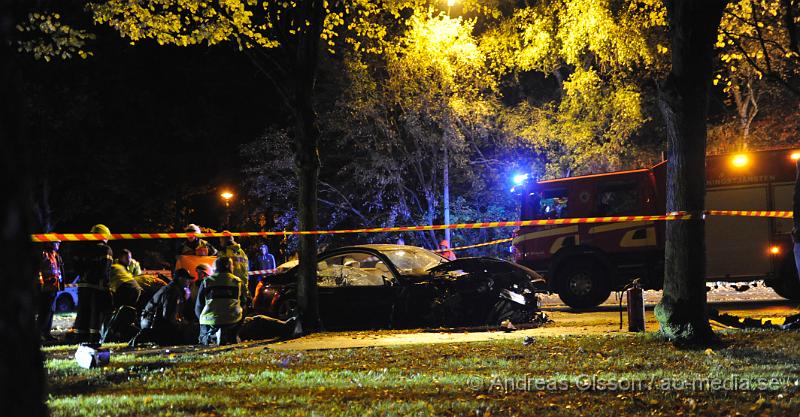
<box><xmin>0</xmin><ymin>2</ymin><xmax>47</xmax><ymax>415</ymax></box>
<box><xmin>292</xmin><ymin>0</ymin><xmax>325</xmax><ymax>331</ymax></box>
<box><xmin>655</xmin><ymin>0</ymin><xmax>727</xmax><ymax>345</ymax></box>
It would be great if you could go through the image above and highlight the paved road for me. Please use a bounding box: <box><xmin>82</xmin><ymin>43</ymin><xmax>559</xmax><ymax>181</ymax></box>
<box><xmin>267</xmin><ymin>284</ymin><xmax>799</xmax><ymax>351</ymax></box>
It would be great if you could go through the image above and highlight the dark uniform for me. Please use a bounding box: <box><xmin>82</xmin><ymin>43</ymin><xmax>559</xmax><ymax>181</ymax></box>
<box><xmin>130</xmin><ymin>280</ymin><xmax>196</xmax><ymax>346</ymax></box>
<box><xmin>73</xmin><ymin>241</ymin><xmax>113</xmax><ymax>343</ymax></box>
<box><xmin>37</xmin><ymin>247</ymin><xmax>64</xmax><ymax>338</ymax></box>
<box><xmin>195</xmin><ymin>271</ymin><xmax>245</xmax><ymax>345</ymax></box>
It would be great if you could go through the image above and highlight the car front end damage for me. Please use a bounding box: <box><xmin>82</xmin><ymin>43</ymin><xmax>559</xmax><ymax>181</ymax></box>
<box><xmin>420</xmin><ymin>257</ymin><xmax>548</xmax><ymax>327</ymax></box>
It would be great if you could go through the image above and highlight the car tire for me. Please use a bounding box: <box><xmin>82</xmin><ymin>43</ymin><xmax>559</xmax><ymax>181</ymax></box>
<box><xmin>556</xmin><ymin>260</ymin><xmax>611</xmax><ymax>309</ymax></box>
<box><xmin>772</xmin><ymin>260</ymin><xmax>800</xmax><ymax>300</ymax></box>
<box><xmin>55</xmin><ymin>294</ymin><xmax>75</xmax><ymax>313</ymax></box>
<box><xmin>276</xmin><ymin>298</ymin><xmax>298</xmax><ymax>320</ymax></box>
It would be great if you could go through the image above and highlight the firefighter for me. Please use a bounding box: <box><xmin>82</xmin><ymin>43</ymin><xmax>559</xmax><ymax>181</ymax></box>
<box><xmin>195</xmin><ymin>257</ymin><xmax>246</xmax><ymax>345</ymax></box>
<box><xmin>180</xmin><ymin>224</ymin><xmax>218</xmax><ymax>256</ymax></box>
<box><xmin>73</xmin><ymin>224</ymin><xmax>114</xmax><ymax>344</ymax></box>
<box><xmin>218</xmin><ymin>233</ymin><xmax>250</xmax><ymax>302</ymax></box>
<box><xmin>109</xmin><ymin>262</ymin><xmax>143</xmax><ymax>309</ymax></box>
<box><xmin>118</xmin><ymin>249</ymin><xmax>142</xmax><ymax>276</ymax></box>
<box><xmin>37</xmin><ymin>240</ymin><xmax>64</xmax><ymax>341</ymax></box>
<box><xmin>130</xmin><ymin>269</ymin><xmax>196</xmax><ymax>346</ymax></box>
<box><xmin>183</xmin><ymin>263</ymin><xmax>212</xmax><ymax>322</ymax></box>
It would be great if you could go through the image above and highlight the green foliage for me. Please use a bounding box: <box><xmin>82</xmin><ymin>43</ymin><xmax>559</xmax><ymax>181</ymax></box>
<box><xmin>478</xmin><ymin>0</ymin><xmax>667</xmax><ymax>178</ymax></box>
<box><xmin>16</xmin><ymin>12</ymin><xmax>95</xmax><ymax>61</ymax></box>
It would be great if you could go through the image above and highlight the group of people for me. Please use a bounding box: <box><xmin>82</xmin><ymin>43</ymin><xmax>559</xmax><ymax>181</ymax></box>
<box><xmin>35</xmin><ymin>223</ymin><xmax>286</xmax><ymax>347</ymax></box>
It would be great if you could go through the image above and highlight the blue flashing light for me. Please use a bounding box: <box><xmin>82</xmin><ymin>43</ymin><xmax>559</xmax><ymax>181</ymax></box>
<box><xmin>512</xmin><ymin>173</ymin><xmax>529</xmax><ymax>186</ymax></box>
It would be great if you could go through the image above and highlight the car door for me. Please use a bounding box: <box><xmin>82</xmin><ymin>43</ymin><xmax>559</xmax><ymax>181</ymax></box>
<box><xmin>316</xmin><ymin>251</ymin><xmax>396</xmax><ymax>329</ymax></box>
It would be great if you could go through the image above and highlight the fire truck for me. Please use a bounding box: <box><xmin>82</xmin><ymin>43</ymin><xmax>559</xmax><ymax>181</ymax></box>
<box><xmin>511</xmin><ymin>148</ymin><xmax>800</xmax><ymax>308</ymax></box>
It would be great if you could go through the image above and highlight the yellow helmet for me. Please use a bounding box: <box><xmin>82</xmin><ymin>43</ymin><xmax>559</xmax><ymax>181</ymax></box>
<box><xmin>90</xmin><ymin>224</ymin><xmax>111</xmax><ymax>237</ymax></box>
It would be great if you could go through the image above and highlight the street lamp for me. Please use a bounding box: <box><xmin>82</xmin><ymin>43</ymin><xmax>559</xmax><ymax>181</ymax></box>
<box><xmin>220</xmin><ymin>190</ymin><xmax>234</xmax><ymax>228</ymax></box>
<box><xmin>220</xmin><ymin>191</ymin><xmax>234</xmax><ymax>207</ymax></box>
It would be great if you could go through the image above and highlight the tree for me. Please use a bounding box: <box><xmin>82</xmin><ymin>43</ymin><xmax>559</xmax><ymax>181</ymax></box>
<box><xmin>88</xmin><ymin>0</ymin><xmax>374</xmax><ymax>329</ymax></box>
<box><xmin>0</xmin><ymin>2</ymin><xmax>47</xmax><ymax>415</ymax></box>
<box><xmin>712</xmin><ymin>0</ymin><xmax>800</xmax><ymax>148</ymax></box>
<box><xmin>479</xmin><ymin>0</ymin><xmax>668</xmax><ymax>178</ymax></box>
<box><xmin>241</xmin><ymin>10</ymin><xmax>520</xmax><ymax>252</ymax></box>
<box><xmin>654</xmin><ymin>0</ymin><xmax>728</xmax><ymax>345</ymax></box>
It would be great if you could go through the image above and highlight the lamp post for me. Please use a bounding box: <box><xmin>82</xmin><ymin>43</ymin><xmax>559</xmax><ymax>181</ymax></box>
<box><xmin>220</xmin><ymin>190</ymin><xmax>234</xmax><ymax>228</ymax></box>
<box><xmin>442</xmin><ymin>0</ymin><xmax>457</xmax><ymax>246</ymax></box>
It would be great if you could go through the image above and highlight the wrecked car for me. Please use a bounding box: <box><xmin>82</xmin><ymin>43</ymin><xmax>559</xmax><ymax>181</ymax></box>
<box><xmin>252</xmin><ymin>244</ymin><xmax>546</xmax><ymax>329</ymax></box>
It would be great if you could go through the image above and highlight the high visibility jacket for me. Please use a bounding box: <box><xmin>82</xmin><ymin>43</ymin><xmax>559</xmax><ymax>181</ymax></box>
<box><xmin>126</xmin><ymin>259</ymin><xmax>142</xmax><ymax>276</ymax></box>
<box><xmin>109</xmin><ymin>264</ymin><xmax>141</xmax><ymax>293</ymax></box>
<box><xmin>218</xmin><ymin>244</ymin><xmax>249</xmax><ymax>278</ymax></box>
<box><xmin>39</xmin><ymin>250</ymin><xmax>64</xmax><ymax>292</ymax></box>
<box><xmin>218</xmin><ymin>244</ymin><xmax>249</xmax><ymax>297</ymax></box>
<box><xmin>195</xmin><ymin>272</ymin><xmax>243</xmax><ymax>325</ymax></box>
<box><xmin>181</xmin><ymin>239</ymin><xmax>218</xmax><ymax>256</ymax></box>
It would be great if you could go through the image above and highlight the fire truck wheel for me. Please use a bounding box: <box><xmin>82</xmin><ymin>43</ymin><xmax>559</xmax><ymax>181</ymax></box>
<box><xmin>556</xmin><ymin>260</ymin><xmax>611</xmax><ymax>309</ymax></box>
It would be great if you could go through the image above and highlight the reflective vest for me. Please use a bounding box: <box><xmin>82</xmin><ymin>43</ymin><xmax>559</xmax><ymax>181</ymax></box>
<box><xmin>218</xmin><ymin>244</ymin><xmax>249</xmax><ymax>280</ymax></box>
<box><xmin>125</xmin><ymin>259</ymin><xmax>142</xmax><ymax>276</ymax></box>
<box><xmin>181</xmin><ymin>239</ymin><xmax>216</xmax><ymax>256</ymax></box>
<box><xmin>218</xmin><ymin>244</ymin><xmax>249</xmax><ymax>297</ymax></box>
<box><xmin>197</xmin><ymin>272</ymin><xmax>243</xmax><ymax>325</ymax></box>
<box><xmin>39</xmin><ymin>251</ymin><xmax>63</xmax><ymax>292</ymax></box>
<box><xmin>109</xmin><ymin>264</ymin><xmax>139</xmax><ymax>292</ymax></box>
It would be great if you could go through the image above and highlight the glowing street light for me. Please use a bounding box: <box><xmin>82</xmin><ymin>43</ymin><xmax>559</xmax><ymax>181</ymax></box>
<box><xmin>790</xmin><ymin>151</ymin><xmax>800</xmax><ymax>161</ymax></box>
<box><xmin>447</xmin><ymin>0</ymin><xmax>456</xmax><ymax>7</ymax></box>
<box><xmin>220</xmin><ymin>190</ymin><xmax>234</xmax><ymax>207</ymax></box>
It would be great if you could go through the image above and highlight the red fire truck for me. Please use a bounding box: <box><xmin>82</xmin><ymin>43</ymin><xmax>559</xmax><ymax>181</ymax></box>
<box><xmin>511</xmin><ymin>147</ymin><xmax>800</xmax><ymax>308</ymax></box>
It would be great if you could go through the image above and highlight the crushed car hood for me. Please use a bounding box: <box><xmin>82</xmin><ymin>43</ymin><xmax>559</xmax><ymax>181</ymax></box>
<box><xmin>427</xmin><ymin>257</ymin><xmax>546</xmax><ymax>287</ymax></box>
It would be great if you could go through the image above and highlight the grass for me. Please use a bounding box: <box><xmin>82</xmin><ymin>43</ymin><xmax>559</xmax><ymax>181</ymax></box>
<box><xmin>46</xmin><ymin>330</ymin><xmax>800</xmax><ymax>416</ymax></box>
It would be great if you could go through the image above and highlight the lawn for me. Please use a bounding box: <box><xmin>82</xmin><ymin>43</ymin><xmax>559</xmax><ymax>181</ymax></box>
<box><xmin>46</xmin><ymin>330</ymin><xmax>800</xmax><ymax>416</ymax></box>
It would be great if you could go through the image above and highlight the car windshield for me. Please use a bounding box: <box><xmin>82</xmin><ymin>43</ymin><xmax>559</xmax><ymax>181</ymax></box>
<box><xmin>381</xmin><ymin>247</ymin><xmax>446</xmax><ymax>274</ymax></box>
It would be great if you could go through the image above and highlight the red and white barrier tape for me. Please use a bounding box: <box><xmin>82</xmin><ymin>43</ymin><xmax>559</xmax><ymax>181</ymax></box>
<box><xmin>30</xmin><ymin>212</ymin><xmax>694</xmax><ymax>242</ymax></box>
<box><xmin>247</xmin><ymin>269</ymin><xmax>278</xmax><ymax>275</ymax></box>
<box><xmin>704</xmin><ymin>210</ymin><xmax>793</xmax><ymax>218</ymax></box>
<box><xmin>29</xmin><ymin>210</ymin><xmax>795</xmax><ymax>242</ymax></box>
<box><xmin>433</xmin><ymin>237</ymin><xmax>514</xmax><ymax>253</ymax></box>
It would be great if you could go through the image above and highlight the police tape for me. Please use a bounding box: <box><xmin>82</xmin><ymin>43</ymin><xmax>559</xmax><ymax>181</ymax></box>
<box><xmin>30</xmin><ymin>213</ymin><xmax>692</xmax><ymax>242</ymax></box>
<box><xmin>247</xmin><ymin>269</ymin><xmax>278</xmax><ymax>275</ymax></box>
<box><xmin>29</xmin><ymin>210</ymin><xmax>793</xmax><ymax>242</ymax></box>
<box><xmin>433</xmin><ymin>237</ymin><xmax>514</xmax><ymax>253</ymax></box>
<box><xmin>704</xmin><ymin>210</ymin><xmax>793</xmax><ymax>218</ymax></box>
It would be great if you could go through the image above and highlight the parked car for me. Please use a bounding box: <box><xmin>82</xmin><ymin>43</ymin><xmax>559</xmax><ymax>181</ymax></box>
<box><xmin>53</xmin><ymin>276</ymin><xmax>79</xmax><ymax>313</ymax></box>
<box><xmin>253</xmin><ymin>244</ymin><xmax>546</xmax><ymax>329</ymax></box>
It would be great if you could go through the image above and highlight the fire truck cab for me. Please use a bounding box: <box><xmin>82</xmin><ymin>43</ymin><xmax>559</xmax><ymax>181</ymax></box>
<box><xmin>512</xmin><ymin>148</ymin><xmax>800</xmax><ymax>308</ymax></box>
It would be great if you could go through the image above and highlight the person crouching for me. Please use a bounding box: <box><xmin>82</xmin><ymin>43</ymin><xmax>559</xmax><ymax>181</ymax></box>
<box><xmin>196</xmin><ymin>257</ymin><xmax>245</xmax><ymax>345</ymax></box>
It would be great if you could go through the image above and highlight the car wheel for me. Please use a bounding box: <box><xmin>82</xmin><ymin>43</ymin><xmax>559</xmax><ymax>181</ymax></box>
<box><xmin>55</xmin><ymin>294</ymin><xmax>75</xmax><ymax>313</ymax></box>
<box><xmin>556</xmin><ymin>260</ymin><xmax>611</xmax><ymax>309</ymax></box>
<box><xmin>276</xmin><ymin>298</ymin><xmax>298</xmax><ymax>320</ymax></box>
